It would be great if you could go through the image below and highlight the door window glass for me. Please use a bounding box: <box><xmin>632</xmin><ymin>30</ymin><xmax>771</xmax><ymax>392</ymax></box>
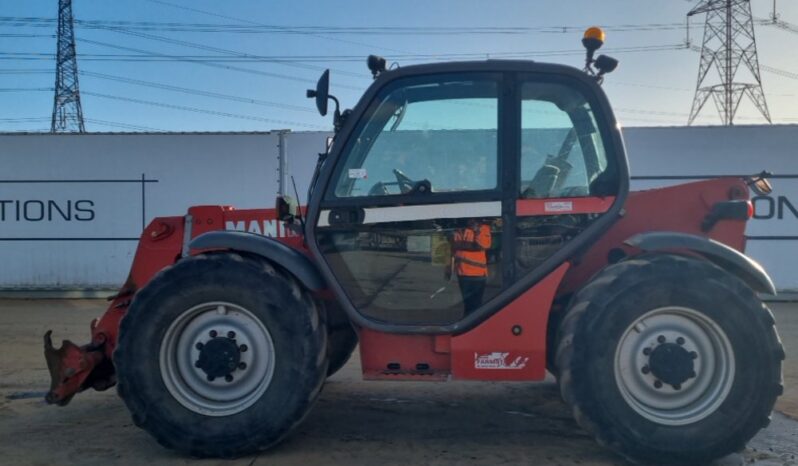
<box><xmin>515</xmin><ymin>81</ymin><xmax>616</xmax><ymax>277</ymax></box>
<box><xmin>317</xmin><ymin>74</ymin><xmax>503</xmax><ymax>325</ymax></box>
<box><xmin>331</xmin><ymin>75</ymin><xmax>499</xmax><ymax>198</ymax></box>
<box><xmin>520</xmin><ymin>82</ymin><xmax>611</xmax><ymax>199</ymax></box>
<box><xmin>319</xmin><ymin>216</ymin><xmax>502</xmax><ymax>325</ymax></box>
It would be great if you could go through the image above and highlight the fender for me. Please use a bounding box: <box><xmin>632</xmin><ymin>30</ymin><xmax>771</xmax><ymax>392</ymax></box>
<box><xmin>189</xmin><ymin>231</ymin><xmax>326</xmax><ymax>291</ymax></box>
<box><xmin>624</xmin><ymin>231</ymin><xmax>776</xmax><ymax>295</ymax></box>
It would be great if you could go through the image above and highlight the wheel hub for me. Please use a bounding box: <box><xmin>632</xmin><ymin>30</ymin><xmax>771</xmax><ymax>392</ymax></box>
<box><xmin>196</xmin><ymin>337</ymin><xmax>241</xmax><ymax>379</ymax></box>
<box><xmin>648</xmin><ymin>342</ymin><xmax>695</xmax><ymax>387</ymax></box>
<box><xmin>160</xmin><ymin>302</ymin><xmax>275</xmax><ymax>416</ymax></box>
<box><xmin>614</xmin><ymin>306</ymin><xmax>736</xmax><ymax>426</ymax></box>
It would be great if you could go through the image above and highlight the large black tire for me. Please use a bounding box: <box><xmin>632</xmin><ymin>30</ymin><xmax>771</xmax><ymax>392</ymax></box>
<box><xmin>556</xmin><ymin>254</ymin><xmax>784</xmax><ymax>464</ymax></box>
<box><xmin>115</xmin><ymin>252</ymin><xmax>328</xmax><ymax>458</ymax></box>
<box><xmin>325</xmin><ymin>302</ymin><xmax>358</xmax><ymax>377</ymax></box>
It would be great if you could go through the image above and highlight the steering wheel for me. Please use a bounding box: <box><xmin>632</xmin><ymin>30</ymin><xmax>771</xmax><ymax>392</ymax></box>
<box><xmin>393</xmin><ymin>168</ymin><xmax>415</xmax><ymax>194</ymax></box>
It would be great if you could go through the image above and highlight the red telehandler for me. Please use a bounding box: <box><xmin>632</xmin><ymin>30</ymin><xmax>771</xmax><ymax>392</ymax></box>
<box><xmin>43</xmin><ymin>29</ymin><xmax>784</xmax><ymax>464</ymax></box>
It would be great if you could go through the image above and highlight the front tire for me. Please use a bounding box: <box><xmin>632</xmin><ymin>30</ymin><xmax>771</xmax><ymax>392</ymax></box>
<box><xmin>116</xmin><ymin>252</ymin><xmax>328</xmax><ymax>458</ymax></box>
<box><xmin>556</xmin><ymin>254</ymin><xmax>784</xmax><ymax>464</ymax></box>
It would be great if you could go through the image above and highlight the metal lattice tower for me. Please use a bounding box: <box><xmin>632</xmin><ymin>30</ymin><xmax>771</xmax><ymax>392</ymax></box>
<box><xmin>51</xmin><ymin>0</ymin><xmax>85</xmax><ymax>133</ymax></box>
<box><xmin>687</xmin><ymin>0</ymin><xmax>771</xmax><ymax>126</ymax></box>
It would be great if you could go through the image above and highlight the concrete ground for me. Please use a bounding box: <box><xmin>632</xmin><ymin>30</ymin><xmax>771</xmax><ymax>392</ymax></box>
<box><xmin>0</xmin><ymin>299</ymin><xmax>796</xmax><ymax>466</ymax></box>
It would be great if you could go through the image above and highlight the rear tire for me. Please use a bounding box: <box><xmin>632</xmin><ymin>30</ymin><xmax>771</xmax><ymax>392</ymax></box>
<box><xmin>556</xmin><ymin>254</ymin><xmax>784</xmax><ymax>464</ymax></box>
<box><xmin>115</xmin><ymin>252</ymin><xmax>328</xmax><ymax>458</ymax></box>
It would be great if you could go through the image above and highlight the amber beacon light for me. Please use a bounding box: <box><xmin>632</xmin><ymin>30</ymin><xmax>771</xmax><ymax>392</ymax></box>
<box><xmin>582</xmin><ymin>27</ymin><xmax>605</xmax><ymax>59</ymax></box>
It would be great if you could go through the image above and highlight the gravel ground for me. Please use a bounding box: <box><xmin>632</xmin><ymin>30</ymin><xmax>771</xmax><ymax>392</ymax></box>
<box><xmin>0</xmin><ymin>299</ymin><xmax>796</xmax><ymax>466</ymax></box>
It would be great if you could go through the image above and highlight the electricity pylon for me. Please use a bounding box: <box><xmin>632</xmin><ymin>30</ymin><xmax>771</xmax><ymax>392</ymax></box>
<box><xmin>687</xmin><ymin>0</ymin><xmax>771</xmax><ymax>126</ymax></box>
<box><xmin>51</xmin><ymin>0</ymin><xmax>86</xmax><ymax>133</ymax></box>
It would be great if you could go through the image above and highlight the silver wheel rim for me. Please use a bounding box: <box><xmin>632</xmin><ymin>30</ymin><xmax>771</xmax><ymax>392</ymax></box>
<box><xmin>160</xmin><ymin>301</ymin><xmax>275</xmax><ymax>417</ymax></box>
<box><xmin>614</xmin><ymin>306</ymin><xmax>735</xmax><ymax>426</ymax></box>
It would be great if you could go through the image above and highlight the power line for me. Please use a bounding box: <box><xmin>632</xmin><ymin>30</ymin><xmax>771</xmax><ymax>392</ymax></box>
<box><xmin>0</xmin><ymin>117</ymin><xmax>51</xmax><ymax>122</ymax></box>
<box><xmin>80</xmin><ymin>23</ymin><xmax>367</xmax><ymax>79</ymax></box>
<box><xmin>687</xmin><ymin>44</ymin><xmax>798</xmax><ymax>81</ymax></box>
<box><xmin>0</xmin><ymin>33</ymin><xmax>55</xmax><ymax>38</ymax></box>
<box><xmin>756</xmin><ymin>16</ymin><xmax>798</xmax><ymax>35</ymax></box>
<box><xmin>0</xmin><ymin>68</ymin><xmax>53</xmax><ymax>74</ymax></box>
<box><xmin>75</xmin><ymin>38</ymin><xmax>367</xmax><ymax>90</ymax></box>
<box><xmin>0</xmin><ymin>87</ymin><xmax>53</xmax><ymax>92</ymax></box>
<box><xmin>78</xmin><ymin>70</ymin><xmax>316</xmax><ymax>113</ymax></box>
<box><xmin>80</xmin><ymin>91</ymin><xmax>326</xmax><ymax>129</ymax></box>
<box><xmin>142</xmin><ymin>0</ymin><xmax>411</xmax><ymax>55</ymax></box>
<box><xmin>84</xmin><ymin>118</ymin><xmax>165</xmax><ymax>132</ymax></box>
<box><xmin>0</xmin><ymin>43</ymin><xmax>690</xmax><ymax>63</ymax></box>
<box><xmin>0</xmin><ymin>16</ymin><xmax>706</xmax><ymax>35</ymax></box>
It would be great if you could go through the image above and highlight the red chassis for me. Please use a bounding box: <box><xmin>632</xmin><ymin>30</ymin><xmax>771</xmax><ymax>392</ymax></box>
<box><xmin>44</xmin><ymin>177</ymin><xmax>750</xmax><ymax>405</ymax></box>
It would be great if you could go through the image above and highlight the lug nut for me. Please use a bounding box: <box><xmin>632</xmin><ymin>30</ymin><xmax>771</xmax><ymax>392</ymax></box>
<box><xmin>654</xmin><ymin>380</ymin><xmax>663</xmax><ymax>389</ymax></box>
<box><xmin>239</xmin><ymin>344</ymin><xmax>248</xmax><ymax>352</ymax></box>
<box><xmin>227</xmin><ymin>331</ymin><xmax>236</xmax><ymax>339</ymax></box>
<box><xmin>657</xmin><ymin>335</ymin><xmax>666</xmax><ymax>344</ymax></box>
<box><xmin>643</xmin><ymin>347</ymin><xmax>652</xmax><ymax>356</ymax></box>
<box><xmin>195</xmin><ymin>342</ymin><xmax>204</xmax><ymax>350</ymax></box>
<box><xmin>641</xmin><ymin>365</ymin><xmax>650</xmax><ymax>374</ymax></box>
<box><xmin>209</xmin><ymin>330</ymin><xmax>218</xmax><ymax>338</ymax></box>
<box><xmin>225</xmin><ymin>374</ymin><xmax>234</xmax><ymax>383</ymax></box>
<box><xmin>238</xmin><ymin>362</ymin><xmax>247</xmax><ymax>370</ymax></box>
<box><xmin>676</xmin><ymin>337</ymin><xmax>685</xmax><ymax>345</ymax></box>
<box><xmin>690</xmin><ymin>351</ymin><xmax>698</xmax><ymax>360</ymax></box>
<box><xmin>207</xmin><ymin>375</ymin><xmax>215</xmax><ymax>382</ymax></box>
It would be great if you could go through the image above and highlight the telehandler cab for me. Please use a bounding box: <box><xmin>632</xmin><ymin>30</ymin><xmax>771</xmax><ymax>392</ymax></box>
<box><xmin>44</xmin><ymin>28</ymin><xmax>784</xmax><ymax>464</ymax></box>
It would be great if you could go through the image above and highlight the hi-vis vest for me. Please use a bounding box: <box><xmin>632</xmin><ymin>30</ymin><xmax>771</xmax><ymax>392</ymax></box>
<box><xmin>453</xmin><ymin>224</ymin><xmax>491</xmax><ymax>277</ymax></box>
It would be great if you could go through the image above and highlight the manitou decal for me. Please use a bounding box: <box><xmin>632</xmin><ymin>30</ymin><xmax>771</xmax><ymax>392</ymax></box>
<box><xmin>225</xmin><ymin>219</ymin><xmax>296</xmax><ymax>238</ymax></box>
<box><xmin>474</xmin><ymin>352</ymin><xmax>530</xmax><ymax>370</ymax></box>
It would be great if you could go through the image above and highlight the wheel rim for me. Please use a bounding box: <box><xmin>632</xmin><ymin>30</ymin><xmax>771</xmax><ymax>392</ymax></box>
<box><xmin>614</xmin><ymin>306</ymin><xmax>735</xmax><ymax>426</ymax></box>
<box><xmin>160</xmin><ymin>301</ymin><xmax>275</xmax><ymax>417</ymax></box>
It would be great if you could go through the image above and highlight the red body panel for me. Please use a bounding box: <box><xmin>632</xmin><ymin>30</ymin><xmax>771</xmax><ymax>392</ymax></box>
<box><xmin>44</xmin><ymin>177</ymin><xmax>752</xmax><ymax>404</ymax></box>
<box><xmin>450</xmin><ymin>263</ymin><xmax>569</xmax><ymax>380</ymax></box>
<box><xmin>359</xmin><ymin>331</ymin><xmax>451</xmax><ymax>381</ymax></box>
<box><xmin>560</xmin><ymin>178</ymin><xmax>749</xmax><ymax>295</ymax></box>
<box><xmin>358</xmin><ymin>264</ymin><xmax>569</xmax><ymax>382</ymax></box>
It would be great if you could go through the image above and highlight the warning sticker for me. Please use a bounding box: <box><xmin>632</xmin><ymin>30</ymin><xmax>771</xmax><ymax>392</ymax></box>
<box><xmin>544</xmin><ymin>201</ymin><xmax>573</xmax><ymax>213</ymax></box>
<box><xmin>348</xmin><ymin>168</ymin><xmax>368</xmax><ymax>179</ymax></box>
<box><xmin>474</xmin><ymin>352</ymin><xmax>529</xmax><ymax>370</ymax></box>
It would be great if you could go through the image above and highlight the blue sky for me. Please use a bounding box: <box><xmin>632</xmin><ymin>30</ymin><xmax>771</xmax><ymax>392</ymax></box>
<box><xmin>1</xmin><ymin>0</ymin><xmax>797</xmax><ymax>132</ymax></box>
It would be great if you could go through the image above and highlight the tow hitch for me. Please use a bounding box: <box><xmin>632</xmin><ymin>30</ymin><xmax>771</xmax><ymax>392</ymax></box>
<box><xmin>43</xmin><ymin>329</ymin><xmax>107</xmax><ymax>405</ymax></box>
<box><xmin>43</xmin><ymin>290</ymin><xmax>132</xmax><ymax>405</ymax></box>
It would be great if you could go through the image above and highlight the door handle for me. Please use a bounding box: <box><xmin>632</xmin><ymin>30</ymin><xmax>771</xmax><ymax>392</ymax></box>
<box><xmin>328</xmin><ymin>207</ymin><xmax>365</xmax><ymax>225</ymax></box>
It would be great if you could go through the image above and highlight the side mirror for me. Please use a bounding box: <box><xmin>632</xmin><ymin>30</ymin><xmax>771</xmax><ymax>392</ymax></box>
<box><xmin>276</xmin><ymin>195</ymin><xmax>299</xmax><ymax>222</ymax></box>
<box><xmin>306</xmin><ymin>69</ymin><xmax>330</xmax><ymax>116</ymax></box>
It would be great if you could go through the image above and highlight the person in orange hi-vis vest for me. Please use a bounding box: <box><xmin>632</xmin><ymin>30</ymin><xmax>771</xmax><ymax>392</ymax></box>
<box><xmin>446</xmin><ymin>219</ymin><xmax>492</xmax><ymax>314</ymax></box>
